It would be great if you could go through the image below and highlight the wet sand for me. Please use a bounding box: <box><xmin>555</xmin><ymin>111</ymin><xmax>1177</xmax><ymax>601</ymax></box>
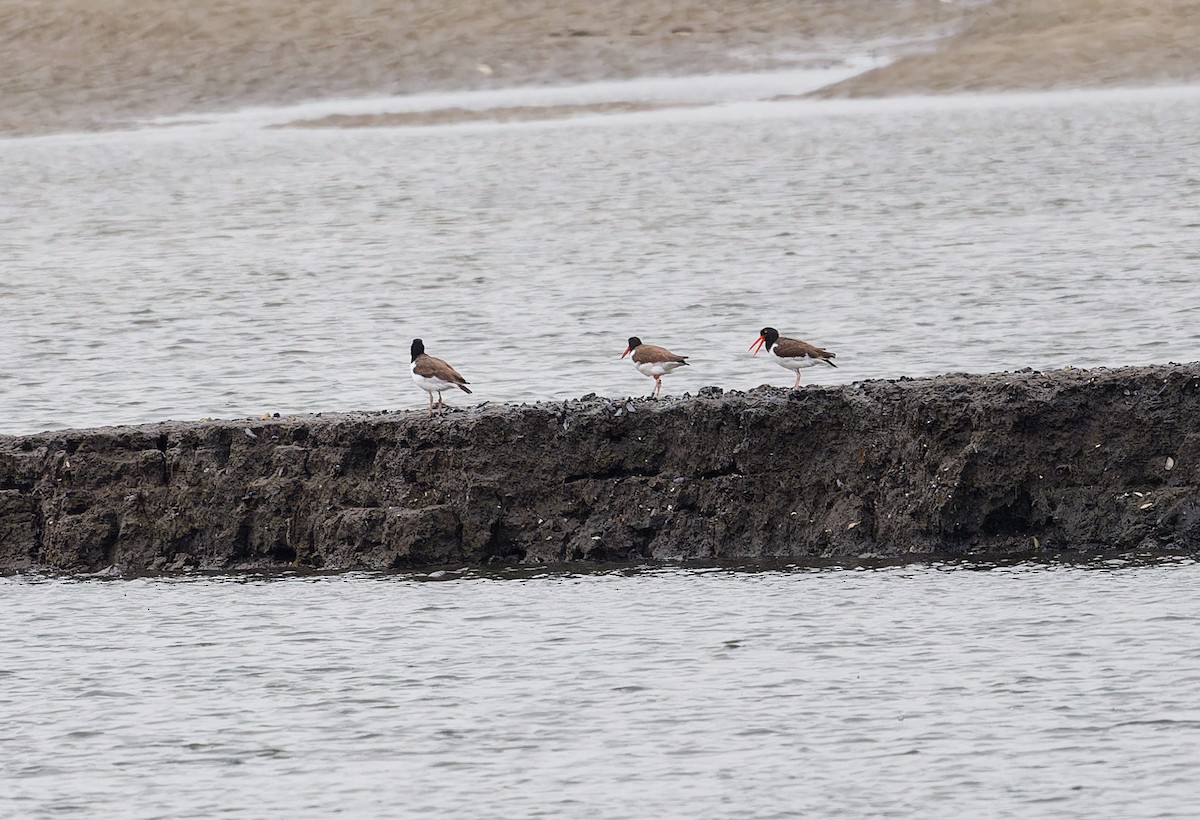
<box><xmin>2</xmin><ymin>0</ymin><xmax>1197</xmax><ymax>136</ymax></box>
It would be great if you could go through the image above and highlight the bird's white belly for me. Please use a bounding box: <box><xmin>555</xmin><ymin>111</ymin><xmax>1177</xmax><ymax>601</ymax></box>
<box><xmin>411</xmin><ymin>366</ymin><xmax>456</xmax><ymax>393</ymax></box>
<box><xmin>636</xmin><ymin>360</ymin><xmax>685</xmax><ymax>378</ymax></box>
<box><xmin>773</xmin><ymin>352</ymin><xmax>819</xmax><ymax>371</ymax></box>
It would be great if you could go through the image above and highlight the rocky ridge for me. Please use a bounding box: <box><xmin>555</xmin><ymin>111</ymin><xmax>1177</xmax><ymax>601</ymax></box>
<box><xmin>2</xmin><ymin>364</ymin><xmax>1198</xmax><ymax>574</ymax></box>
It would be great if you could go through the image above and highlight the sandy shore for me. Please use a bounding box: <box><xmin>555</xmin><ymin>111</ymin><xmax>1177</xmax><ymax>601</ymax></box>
<box><xmin>1</xmin><ymin>0</ymin><xmax>1197</xmax><ymax>136</ymax></box>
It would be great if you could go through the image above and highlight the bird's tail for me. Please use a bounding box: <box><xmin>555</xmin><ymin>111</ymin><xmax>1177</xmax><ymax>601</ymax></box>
<box><xmin>824</xmin><ymin>358</ymin><xmax>837</xmax><ymax>368</ymax></box>
<box><xmin>458</xmin><ymin>384</ymin><xmax>473</xmax><ymax>394</ymax></box>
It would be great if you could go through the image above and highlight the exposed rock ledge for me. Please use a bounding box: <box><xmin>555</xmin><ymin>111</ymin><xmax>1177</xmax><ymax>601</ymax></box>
<box><xmin>3</xmin><ymin>364</ymin><xmax>1199</xmax><ymax>574</ymax></box>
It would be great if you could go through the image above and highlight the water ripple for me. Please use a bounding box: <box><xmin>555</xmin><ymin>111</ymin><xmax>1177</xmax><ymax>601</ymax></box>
<box><xmin>2</xmin><ymin>562</ymin><xmax>1200</xmax><ymax>817</ymax></box>
<box><xmin>2</xmin><ymin>91</ymin><xmax>1200</xmax><ymax>432</ymax></box>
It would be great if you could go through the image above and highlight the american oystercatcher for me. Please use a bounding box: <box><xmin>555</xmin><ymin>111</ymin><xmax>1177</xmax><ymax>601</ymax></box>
<box><xmin>621</xmin><ymin>336</ymin><xmax>690</xmax><ymax>398</ymax></box>
<box><xmin>410</xmin><ymin>338</ymin><xmax>472</xmax><ymax>416</ymax></box>
<box><xmin>749</xmin><ymin>327</ymin><xmax>836</xmax><ymax>388</ymax></box>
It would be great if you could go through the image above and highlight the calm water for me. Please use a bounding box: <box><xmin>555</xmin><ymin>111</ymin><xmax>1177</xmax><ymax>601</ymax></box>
<box><xmin>4</xmin><ymin>77</ymin><xmax>1200</xmax><ymax>816</ymax></box>
<box><xmin>3</xmin><ymin>83</ymin><xmax>1200</xmax><ymax>434</ymax></box>
<box><xmin>3</xmin><ymin>562</ymin><xmax>1200</xmax><ymax>818</ymax></box>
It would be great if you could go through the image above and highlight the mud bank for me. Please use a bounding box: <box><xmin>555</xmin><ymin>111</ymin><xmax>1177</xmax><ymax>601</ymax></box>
<box><xmin>2</xmin><ymin>364</ymin><xmax>1199</xmax><ymax>574</ymax></box>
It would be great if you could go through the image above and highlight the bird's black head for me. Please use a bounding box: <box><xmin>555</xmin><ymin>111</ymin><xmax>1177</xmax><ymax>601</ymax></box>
<box><xmin>749</xmin><ymin>327</ymin><xmax>780</xmax><ymax>356</ymax></box>
<box><xmin>411</xmin><ymin>338</ymin><xmax>425</xmax><ymax>361</ymax></box>
<box><xmin>627</xmin><ymin>336</ymin><xmax>643</xmax><ymax>350</ymax></box>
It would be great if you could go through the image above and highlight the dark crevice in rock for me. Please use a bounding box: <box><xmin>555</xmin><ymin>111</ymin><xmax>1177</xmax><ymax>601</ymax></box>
<box><xmin>565</xmin><ymin>466</ymin><xmax>658</xmax><ymax>483</ymax></box>
<box><xmin>981</xmin><ymin>490</ymin><xmax>1034</xmax><ymax>536</ymax></box>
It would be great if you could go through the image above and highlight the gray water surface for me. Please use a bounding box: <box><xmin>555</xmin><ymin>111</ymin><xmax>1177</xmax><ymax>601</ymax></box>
<box><xmin>3</xmin><ymin>86</ymin><xmax>1199</xmax><ymax>434</ymax></box>
<box><xmin>3</xmin><ymin>561</ymin><xmax>1200</xmax><ymax>818</ymax></box>
<box><xmin>7</xmin><ymin>80</ymin><xmax>1200</xmax><ymax>820</ymax></box>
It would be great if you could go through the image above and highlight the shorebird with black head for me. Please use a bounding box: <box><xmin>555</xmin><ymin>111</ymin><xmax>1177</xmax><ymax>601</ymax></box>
<box><xmin>749</xmin><ymin>327</ymin><xmax>836</xmax><ymax>388</ymax></box>
<box><xmin>621</xmin><ymin>336</ymin><xmax>690</xmax><ymax>398</ymax></box>
<box><xmin>410</xmin><ymin>338</ymin><xmax>472</xmax><ymax>417</ymax></box>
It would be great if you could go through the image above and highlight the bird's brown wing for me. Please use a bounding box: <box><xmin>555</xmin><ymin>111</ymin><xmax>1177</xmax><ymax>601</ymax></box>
<box><xmin>775</xmin><ymin>337</ymin><xmax>836</xmax><ymax>364</ymax></box>
<box><xmin>632</xmin><ymin>344</ymin><xmax>689</xmax><ymax>365</ymax></box>
<box><xmin>413</xmin><ymin>353</ymin><xmax>472</xmax><ymax>387</ymax></box>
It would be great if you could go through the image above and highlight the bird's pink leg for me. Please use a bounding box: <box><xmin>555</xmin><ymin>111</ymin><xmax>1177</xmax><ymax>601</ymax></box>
<box><xmin>427</xmin><ymin>392</ymin><xmax>435</xmax><ymax>417</ymax></box>
<box><xmin>653</xmin><ymin>375</ymin><xmax>662</xmax><ymax>398</ymax></box>
<box><xmin>793</xmin><ymin>370</ymin><xmax>802</xmax><ymax>390</ymax></box>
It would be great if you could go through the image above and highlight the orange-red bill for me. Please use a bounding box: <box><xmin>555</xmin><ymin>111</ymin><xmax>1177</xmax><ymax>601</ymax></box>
<box><xmin>621</xmin><ymin>346</ymin><xmax>631</xmax><ymax>359</ymax></box>
<box><xmin>748</xmin><ymin>336</ymin><xmax>766</xmax><ymax>355</ymax></box>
